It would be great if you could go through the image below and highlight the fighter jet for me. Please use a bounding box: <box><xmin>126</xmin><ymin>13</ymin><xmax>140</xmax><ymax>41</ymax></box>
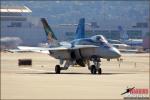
<box><xmin>18</xmin><ymin>18</ymin><xmax>121</xmax><ymax>74</ymax></box>
<box><xmin>118</xmin><ymin>26</ymin><xmax>143</xmax><ymax>47</ymax></box>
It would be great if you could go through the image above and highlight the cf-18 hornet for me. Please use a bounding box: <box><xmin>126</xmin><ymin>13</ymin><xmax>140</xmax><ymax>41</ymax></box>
<box><xmin>18</xmin><ymin>18</ymin><xmax>121</xmax><ymax>74</ymax></box>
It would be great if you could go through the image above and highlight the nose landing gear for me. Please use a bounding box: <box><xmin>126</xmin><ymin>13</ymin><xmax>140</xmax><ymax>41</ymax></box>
<box><xmin>90</xmin><ymin>65</ymin><xmax>102</xmax><ymax>74</ymax></box>
<box><xmin>91</xmin><ymin>65</ymin><xmax>97</xmax><ymax>74</ymax></box>
<box><xmin>98</xmin><ymin>67</ymin><xmax>102</xmax><ymax>74</ymax></box>
<box><xmin>89</xmin><ymin>57</ymin><xmax>102</xmax><ymax>75</ymax></box>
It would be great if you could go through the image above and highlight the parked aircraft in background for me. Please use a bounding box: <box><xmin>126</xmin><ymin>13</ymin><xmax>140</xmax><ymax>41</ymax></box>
<box><xmin>107</xmin><ymin>39</ymin><xmax>129</xmax><ymax>50</ymax></box>
<box><xmin>118</xmin><ymin>26</ymin><xmax>143</xmax><ymax>47</ymax></box>
<box><xmin>107</xmin><ymin>26</ymin><xmax>143</xmax><ymax>51</ymax></box>
<box><xmin>18</xmin><ymin>18</ymin><xmax>121</xmax><ymax>74</ymax></box>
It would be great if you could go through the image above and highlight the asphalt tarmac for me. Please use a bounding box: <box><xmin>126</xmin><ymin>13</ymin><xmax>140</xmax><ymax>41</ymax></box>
<box><xmin>1</xmin><ymin>52</ymin><xmax>149</xmax><ymax>99</ymax></box>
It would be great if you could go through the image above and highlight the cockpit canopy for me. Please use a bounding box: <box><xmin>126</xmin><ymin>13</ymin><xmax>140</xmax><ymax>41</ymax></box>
<box><xmin>71</xmin><ymin>35</ymin><xmax>112</xmax><ymax>48</ymax></box>
<box><xmin>91</xmin><ymin>35</ymin><xmax>112</xmax><ymax>48</ymax></box>
<box><xmin>91</xmin><ymin>35</ymin><xmax>108</xmax><ymax>43</ymax></box>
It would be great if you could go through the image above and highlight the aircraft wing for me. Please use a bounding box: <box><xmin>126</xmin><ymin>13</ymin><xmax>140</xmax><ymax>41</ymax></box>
<box><xmin>3</xmin><ymin>49</ymin><xmax>31</xmax><ymax>53</ymax></box>
<box><xmin>71</xmin><ymin>45</ymin><xmax>99</xmax><ymax>49</ymax></box>
<box><xmin>18</xmin><ymin>45</ymin><xmax>99</xmax><ymax>53</ymax></box>
<box><xmin>18</xmin><ymin>45</ymin><xmax>99</xmax><ymax>50</ymax></box>
<box><xmin>17</xmin><ymin>46</ymin><xmax>50</xmax><ymax>54</ymax></box>
<box><xmin>18</xmin><ymin>45</ymin><xmax>99</xmax><ymax>60</ymax></box>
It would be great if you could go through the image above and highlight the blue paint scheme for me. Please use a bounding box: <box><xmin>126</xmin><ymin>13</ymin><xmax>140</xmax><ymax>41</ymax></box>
<box><xmin>75</xmin><ymin>18</ymin><xmax>85</xmax><ymax>39</ymax></box>
<box><xmin>41</xmin><ymin>18</ymin><xmax>121</xmax><ymax>59</ymax></box>
<box><xmin>17</xmin><ymin>18</ymin><xmax>122</xmax><ymax>74</ymax></box>
<box><xmin>71</xmin><ymin>36</ymin><xmax>112</xmax><ymax>49</ymax></box>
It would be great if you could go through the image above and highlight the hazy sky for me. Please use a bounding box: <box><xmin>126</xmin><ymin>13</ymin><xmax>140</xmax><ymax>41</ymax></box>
<box><xmin>1</xmin><ymin>1</ymin><xmax>150</xmax><ymax>25</ymax></box>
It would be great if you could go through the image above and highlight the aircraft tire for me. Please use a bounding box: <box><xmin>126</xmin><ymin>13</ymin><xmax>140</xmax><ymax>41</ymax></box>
<box><xmin>90</xmin><ymin>65</ymin><xmax>97</xmax><ymax>74</ymax></box>
<box><xmin>98</xmin><ymin>68</ymin><xmax>102</xmax><ymax>74</ymax></box>
<box><xmin>55</xmin><ymin>65</ymin><xmax>61</xmax><ymax>74</ymax></box>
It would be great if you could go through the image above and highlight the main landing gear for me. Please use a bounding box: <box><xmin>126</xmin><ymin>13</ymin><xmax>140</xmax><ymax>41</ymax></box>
<box><xmin>55</xmin><ymin>65</ymin><xmax>61</xmax><ymax>74</ymax></box>
<box><xmin>54</xmin><ymin>58</ymin><xmax>102</xmax><ymax>75</ymax></box>
<box><xmin>55</xmin><ymin>60</ymin><xmax>71</xmax><ymax>74</ymax></box>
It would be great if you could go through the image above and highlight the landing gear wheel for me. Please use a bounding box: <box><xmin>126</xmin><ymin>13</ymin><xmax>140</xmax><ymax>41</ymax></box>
<box><xmin>55</xmin><ymin>65</ymin><xmax>61</xmax><ymax>74</ymax></box>
<box><xmin>90</xmin><ymin>65</ymin><xmax>97</xmax><ymax>74</ymax></box>
<box><xmin>98</xmin><ymin>68</ymin><xmax>102</xmax><ymax>74</ymax></box>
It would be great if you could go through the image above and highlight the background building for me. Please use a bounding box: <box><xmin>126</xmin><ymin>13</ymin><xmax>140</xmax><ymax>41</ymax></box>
<box><xmin>143</xmin><ymin>32</ymin><xmax>150</xmax><ymax>50</ymax></box>
<box><xmin>0</xmin><ymin>5</ymin><xmax>46</xmax><ymax>49</ymax></box>
<box><xmin>1</xmin><ymin>5</ymin><xmax>149</xmax><ymax>49</ymax></box>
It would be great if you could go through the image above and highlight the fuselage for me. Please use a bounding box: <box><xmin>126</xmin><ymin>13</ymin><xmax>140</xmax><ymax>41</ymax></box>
<box><xmin>49</xmin><ymin>35</ymin><xmax>121</xmax><ymax>60</ymax></box>
<box><xmin>123</xmin><ymin>39</ymin><xmax>143</xmax><ymax>46</ymax></box>
<box><xmin>71</xmin><ymin>35</ymin><xmax>121</xmax><ymax>59</ymax></box>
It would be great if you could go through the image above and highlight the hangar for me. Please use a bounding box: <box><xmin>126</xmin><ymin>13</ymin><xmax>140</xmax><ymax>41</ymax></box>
<box><xmin>0</xmin><ymin>5</ymin><xmax>46</xmax><ymax>49</ymax></box>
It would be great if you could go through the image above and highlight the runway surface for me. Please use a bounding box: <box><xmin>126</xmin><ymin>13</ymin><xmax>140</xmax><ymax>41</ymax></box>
<box><xmin>1</xmin><ymin>52</ymin><xmax>149</xmax><ymax>99</ymax></box>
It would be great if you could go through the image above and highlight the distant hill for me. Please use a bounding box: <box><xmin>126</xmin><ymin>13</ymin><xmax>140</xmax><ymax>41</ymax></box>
<box><xmin>1</xmin><ymin>1</ymin><xmax>149</xmax><ymax>27</ymax></box>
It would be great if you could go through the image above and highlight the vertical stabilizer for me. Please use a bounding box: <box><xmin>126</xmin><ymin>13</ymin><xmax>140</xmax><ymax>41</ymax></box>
<box><xmin>75</xmin><ymin>18</ymin><xmax>85</xmax><ymax>39</ymax></box>
<box><xmin>118</xmin><ymin>26</ymin><xmax>129</xmax><ymax>41</ymax></box>
<box><xmin>41</xmin><ymin>18</ymin><xmax>59</xmax><ymax>47</ymax></box>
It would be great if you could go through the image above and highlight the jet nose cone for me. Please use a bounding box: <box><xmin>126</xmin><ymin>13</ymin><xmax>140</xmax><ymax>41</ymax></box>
<box><xmin>115</xmin><ymin>50</ymin><xmax>121</xmax><ymax>58</ymax></box>
<box><xmin>111</xmin><ymin>47</ymin><xmax>121</xmax><ymax>58</ymax></box>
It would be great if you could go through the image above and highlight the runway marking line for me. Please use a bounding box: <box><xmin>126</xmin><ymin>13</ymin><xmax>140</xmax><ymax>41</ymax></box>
<box><xmin>20</xmin><ymin>67</ymin><xmax>55</xmax><ymax>73</ymax></box>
